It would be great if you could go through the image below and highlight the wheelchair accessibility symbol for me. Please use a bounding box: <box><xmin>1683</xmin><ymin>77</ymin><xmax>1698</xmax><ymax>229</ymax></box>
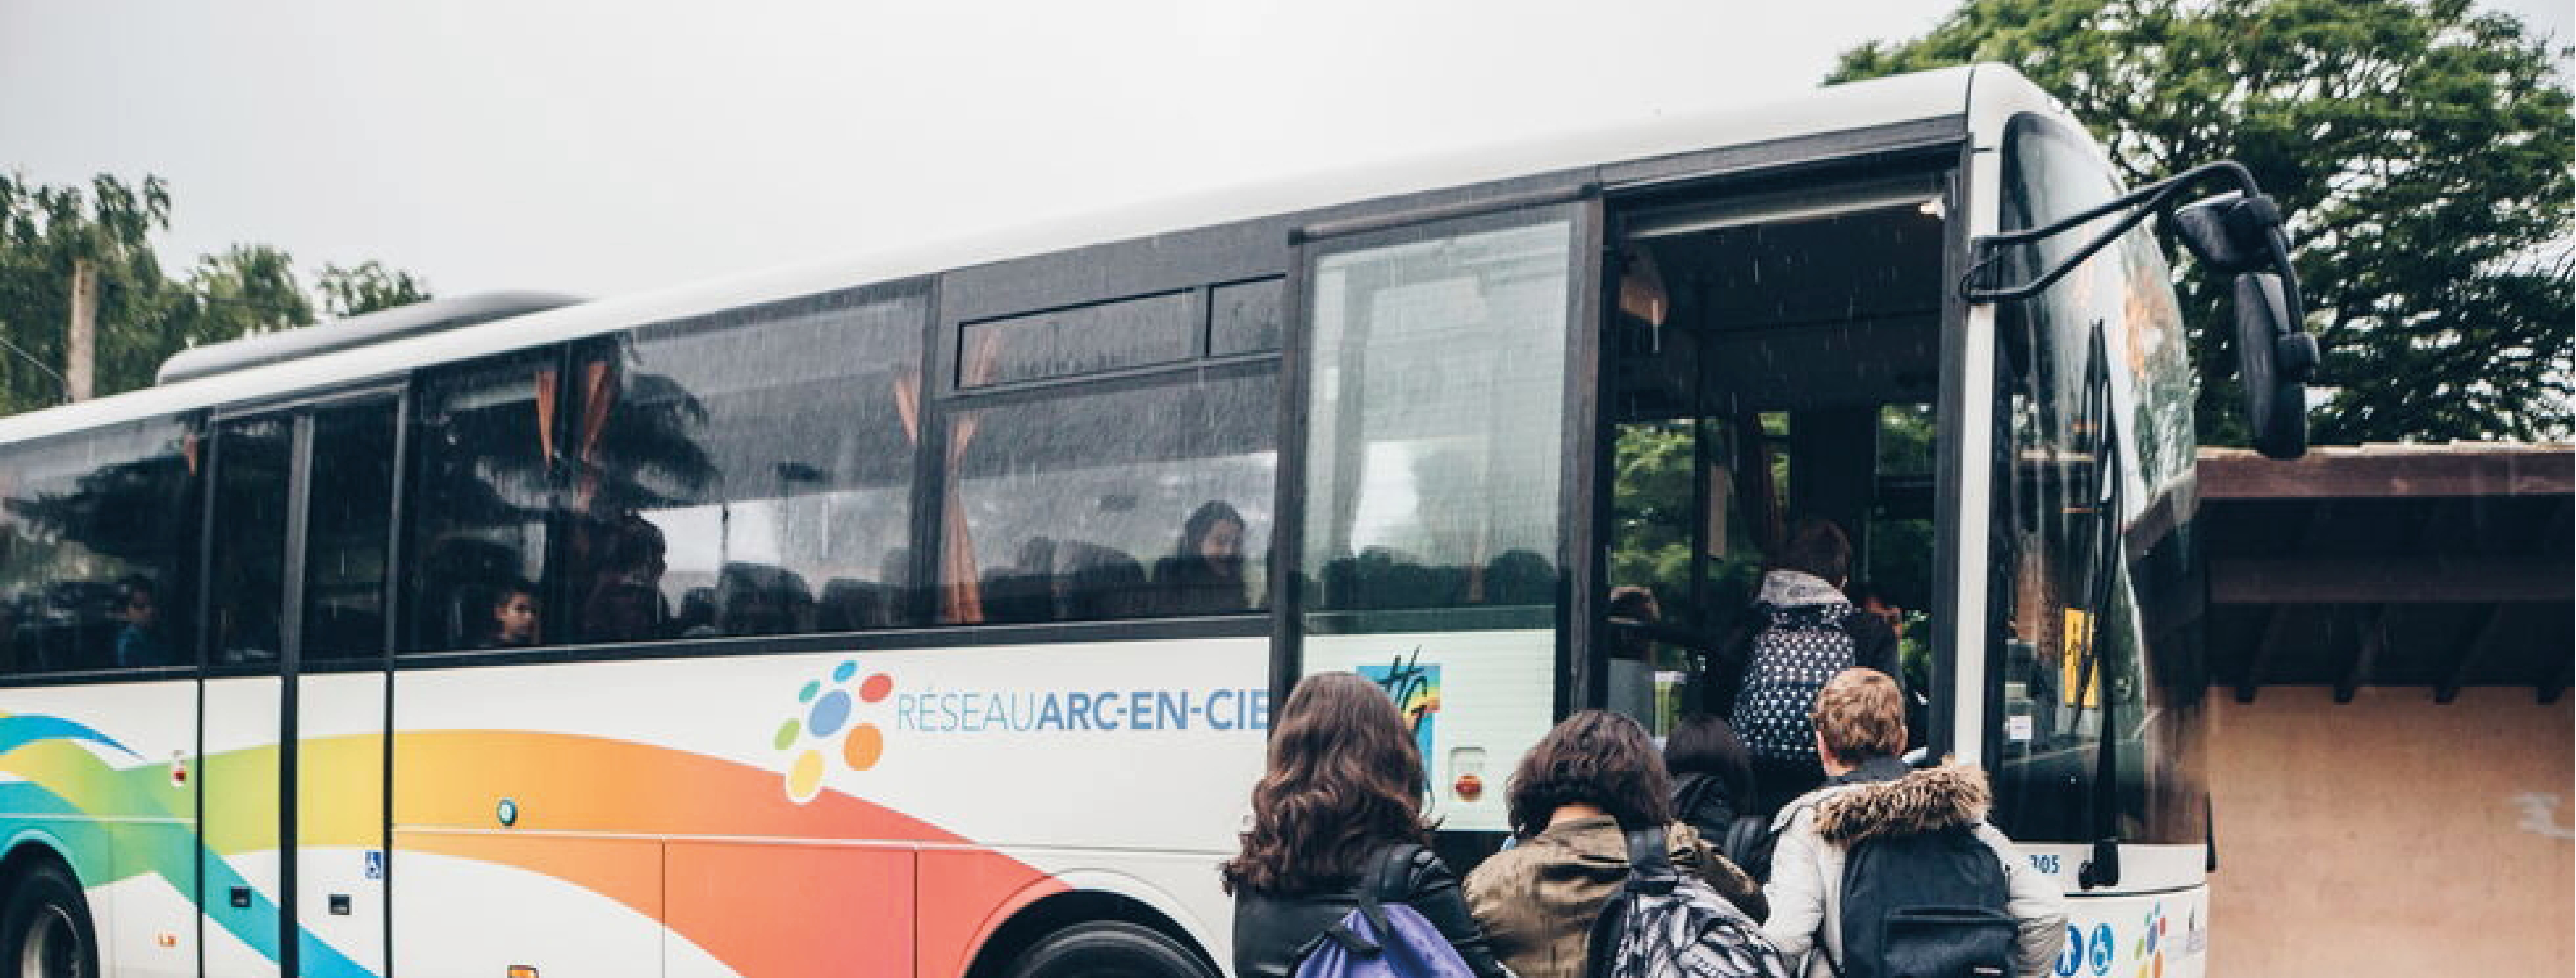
<box><xmin>2088</xmin><ymin>923</ymin><xmax>2115</xmax><ymax>975</ymax></box>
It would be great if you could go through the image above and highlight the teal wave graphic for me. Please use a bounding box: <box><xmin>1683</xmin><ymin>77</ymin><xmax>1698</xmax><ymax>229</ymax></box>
<box><xmin>0</xmin><ymin>715</ymin><xmax>138</xmax><ymax>759</ymax></box>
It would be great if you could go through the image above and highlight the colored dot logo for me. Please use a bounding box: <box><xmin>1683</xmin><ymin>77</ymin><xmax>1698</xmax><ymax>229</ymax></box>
<box><xmin>774</xmin><ymin>659</ymin><xmax>894</xmax><ymax>803</ymax></box>
<box><xmin>2130</xmin><ymin>904</ymin><xmax>2167</xmax><ymax>978</ymax></box>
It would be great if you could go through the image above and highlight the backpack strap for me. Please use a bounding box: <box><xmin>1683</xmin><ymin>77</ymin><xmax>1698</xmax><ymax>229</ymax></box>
<box><xmin>1621</xmin><ymin>824</ymin><xmax>1678</xmax><ymax>892</ymax></box>
<box><xmin>1320</xmin><ymin>843</ymin><xmax>1419</xmax><ymax>955</ymax></box>
<box><xmin>1672</xmin><ymin>772</ymin><xmax>1712</xmax><ymax>822</ymax></box>
<box><xmin>1578</xmin><ymin>825</ymin><xmax>1678</xmax><ymax>978</ymax></box>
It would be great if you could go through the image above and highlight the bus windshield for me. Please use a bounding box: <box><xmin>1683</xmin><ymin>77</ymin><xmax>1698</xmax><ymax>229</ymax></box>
<box><xmin>1989</xmin><ymin>113</ymin><xmax>2211</xmax><ymax>847</ymax></box>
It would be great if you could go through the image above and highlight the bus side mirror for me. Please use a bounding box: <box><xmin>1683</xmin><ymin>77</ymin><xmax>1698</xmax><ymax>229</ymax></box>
<box><xmin>2172</xmin><ymin>193</ymin><xmax>2316</xmax><ymax>460</ymax></box>
<box><xmin>2169</xmin><ymin>193</ymin><xmax>2280</xmax><ymax>274</ymax></box>
<box><xmin>2232</xmin><ymin>272</ymin><xmax>2315</xmax><ymax>460</ymax></box>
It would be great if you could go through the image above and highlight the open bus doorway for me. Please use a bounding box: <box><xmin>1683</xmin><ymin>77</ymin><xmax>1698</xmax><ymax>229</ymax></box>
<box><xmin>1594</xmin><ymin>171</ymin><xmax>1953</xmax><ymax>768</ymax></box>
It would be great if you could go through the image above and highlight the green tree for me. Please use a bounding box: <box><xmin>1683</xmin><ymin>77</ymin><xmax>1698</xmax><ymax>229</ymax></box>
<box><xmin>0</xmin><ymin>171</ymin><xmax>431</xmax><ymax>415</ymax></box>
<box><xmin>1836</xmin><ymin>0</ymin><xmax>2575</xmax><ymax>443</ymax></box>
<box><xmin>315</xmin><ymin>259</ymin><xmax>432</xmax><ymax>318</ymax></box>
<box><xmin>1611</xmin><ymin>421</ymin><xmax>1698</xmax><ymax>601</ymax></box>
<box><xmin>148</xmin><ymin>243</ymin><xmax>317</xmax><ymax>380</ymax></box>
<box><xmin>0</xmin><ymin>173</ymin><xmax>183</xmax><ymax>413</ymax></box>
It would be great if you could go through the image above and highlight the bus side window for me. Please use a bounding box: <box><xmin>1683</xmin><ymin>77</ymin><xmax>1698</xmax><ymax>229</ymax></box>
<box><xmin>558</xmin><ymin>286</ymin><xmax>927</xmax><ymax>644</ymax></box>
<box><xmin>0</xmin><ymin>419</ymin><xmax>201</xmax><ymax>675</ymax></box>
<box><xmin>404</xmin><ymin>353</ymin><xmax>560</xmax><ymax>653</ymax></box>
<box><xmin>937</xmin><ymin>371</ymin><xmax>1278</xmax><ymax>625</ymax></box>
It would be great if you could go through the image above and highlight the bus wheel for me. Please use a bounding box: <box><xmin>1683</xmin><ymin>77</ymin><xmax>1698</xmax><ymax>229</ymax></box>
<box><xmin>1</xmin><ymin>862</ymin><xmax>96</xmax><ymax>978</ymax></box>
<box><xmin>1004</xmin><ymin>921</ymin><xmax>1214</xmax><ymax>978</ymax></box>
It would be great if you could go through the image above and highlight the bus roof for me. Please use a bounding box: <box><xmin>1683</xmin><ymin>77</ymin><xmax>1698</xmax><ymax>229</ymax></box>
<box><xmin>0</xmin><ymin>63</ymin><xmax>2031</xmax><ymax>445</ymax></box>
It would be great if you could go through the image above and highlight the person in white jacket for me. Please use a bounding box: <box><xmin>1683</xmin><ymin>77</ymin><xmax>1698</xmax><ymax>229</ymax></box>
<box><xmin>1758</xmin><ymin>669</ymin><xmax>2066</xmax><ymax>978</ymax></box>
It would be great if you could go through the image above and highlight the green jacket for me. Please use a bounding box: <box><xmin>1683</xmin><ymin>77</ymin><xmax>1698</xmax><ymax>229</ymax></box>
<box><xmin>1463</xmin><ymin>816</ymin><xmax>1766</xmax><ymax>978</ymax></box>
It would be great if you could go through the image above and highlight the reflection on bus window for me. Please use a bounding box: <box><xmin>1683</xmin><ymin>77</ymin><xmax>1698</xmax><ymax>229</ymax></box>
<box><xmin>1300</xmin><ymin>220</ymin><xmax>1571</xmax><ymax>624</ymax></box>
<box><xmin>568</xmin><ymin>288</ymin><xmax>925</xmax><ymax>644</ymax></box>
<box><xmin>939</xmin><ymin>371</ymin><xmax>1278</xmax><ymax>624</ymax></box>
<box><xmin>302</xmin><ymin>401</ymin><xmax>398</xmax><ymax>664</ymax></box>
<box><xmin>210</xmin><ymin>417</ymin><xmax>292</xmax><ymax>666</ymax></box>
<box><xmin>1990</xmin><ymin>113</ymin><xmax>2208</xmax><ymax>846</ymax></box>
<box><xmin>0</xmin><ymin>419</ymin><xmax>201</xmax><ymax>673</ymax></box>
<box><xmin>404</xmin><ymin>354</ymin><xmax>557</xmax><ymax>653</ymax></box>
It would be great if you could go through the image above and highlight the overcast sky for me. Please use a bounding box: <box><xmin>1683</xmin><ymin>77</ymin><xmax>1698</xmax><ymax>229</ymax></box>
<box><xmin>3</xmin><ymin>0</ymin><xmax>2567</xmax><ymax>302</ymax></box>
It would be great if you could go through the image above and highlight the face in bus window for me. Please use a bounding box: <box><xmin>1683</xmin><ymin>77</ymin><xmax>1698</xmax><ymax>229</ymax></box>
<box><xmin>121</xmin><ymin>584</ymin><xmax>157</xmax><ymax>631</ymax></box>
<box><xmin>1198</xmin><ymin>518</ymin><xmax>1246</xmax><ymax>570</ymax></box>
<box><xmin>492</xmin><ymin>590</ymin><xmax>539</xmax><ymax>647</ymax></box>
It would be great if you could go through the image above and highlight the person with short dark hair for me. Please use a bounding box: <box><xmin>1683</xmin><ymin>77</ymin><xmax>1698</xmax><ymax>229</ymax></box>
<box><xmin>1225</xmin><ymin>672</ymin><xmax>1508</xmax><ymax>978</ymax></box>
<box><xmin>1719</xmin><ymin>519</ymin><xmax>1900</xmax><ymax>816</ymax></box>
<box><xmin>1665</xmin><ymin>713</ymin><xmax>1757</xmax><ymax>847</ymax></box>
<box><xmin>488</xmin><ymin>579</ymin><xmax>540</xmax><ymax>647</ymax></box>
<box><xmin>1465</xmin><ymin>710</ymin><xmax>1766</xmax><ymax>978</ymax></box>
<box><xmin>113</xmin><ymin>575</ymin><xmax>170</xmax><ymax>668</ymax></box>
<box><xmin>1760</xmin><ymin>669</ymin><xmax>2065</xmax><ymax>977</ymax></box>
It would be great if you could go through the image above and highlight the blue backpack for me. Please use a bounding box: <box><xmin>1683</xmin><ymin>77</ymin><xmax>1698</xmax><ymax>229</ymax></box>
<box><xmin>1293</xmin><ymin>845</ymin><xmax>1480</xmax><ymax>978</ymax></box>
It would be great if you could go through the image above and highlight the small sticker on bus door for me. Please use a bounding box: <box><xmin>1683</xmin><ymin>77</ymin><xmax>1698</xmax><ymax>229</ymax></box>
<box><xmin>2060</xmin><ymin>609</ymin><xmax>2102</xmax><ymax>708</ymax></box>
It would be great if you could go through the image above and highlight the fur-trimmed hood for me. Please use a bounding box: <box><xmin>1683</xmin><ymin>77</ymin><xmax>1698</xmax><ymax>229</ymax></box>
<box><xmin>1813</xmin><ymin>764</ymin><xmax>1992</xmax><ymax>846</ymax></box>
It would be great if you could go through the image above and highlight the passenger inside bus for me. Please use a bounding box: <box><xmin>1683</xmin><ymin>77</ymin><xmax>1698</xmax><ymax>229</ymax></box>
<box><xmin>112</xmin><ymin>576</ymin><xmax>173</xmax><ymax>668</ymax></box>
<box><xmin>1155</xmin><ymin>500</ymin><xmax>1251</xmax><ymax>615</ymax></box>
<box><xmin>1596</xmin><ymin>175</ymin><xmax>1949</xmax><ymax>804</ymax></box>
<box><xmin>477</xmin><ymin>578</ymin><xmax>541</xmax><ymax>648</ymax></box>
<box><xmin>575</xmin><ymin>512</ymin><xmax>671</xmax><ymax>642</ymax></box>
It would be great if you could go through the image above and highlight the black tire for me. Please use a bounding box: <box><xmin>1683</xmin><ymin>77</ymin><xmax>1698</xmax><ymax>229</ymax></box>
<box><xmin>0</xmin><ymin>861</ymin><xmax>96</xmax><ymax>978</ymax></box>
<box><xmin>1004</xmin><ymin>922</ymin><xmax>1214</xmax><ymax>978</ymax></box>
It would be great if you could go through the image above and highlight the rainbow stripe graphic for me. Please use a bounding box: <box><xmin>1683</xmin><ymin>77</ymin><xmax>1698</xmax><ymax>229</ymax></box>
<box><xmin>0</xmin><ymin>710</ymin><xmax>1056</xmax><ymax>978</ymax></box>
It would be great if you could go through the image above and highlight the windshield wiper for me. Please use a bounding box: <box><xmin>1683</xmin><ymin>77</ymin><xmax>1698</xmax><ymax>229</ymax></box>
<box><xmin>2072</xmin><ymin>322</ymin><xmax>2124</xmax><ymax>890</ymax></box>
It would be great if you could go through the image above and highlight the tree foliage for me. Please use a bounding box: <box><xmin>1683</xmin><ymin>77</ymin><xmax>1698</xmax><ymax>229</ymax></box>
<box><xmin>0</xmin><ymin>172</ymin><xmax>432</xmax><ymax>415</ymax></box>
<box><xmin>1836</xmin><ymin>0</ymin><xmax>2575</xmax><ymax>443</ymax></box>
<box><xmin>316</xmin><ymin>260</ymin><xmax>433</xmax><ymax>318</ymax></box>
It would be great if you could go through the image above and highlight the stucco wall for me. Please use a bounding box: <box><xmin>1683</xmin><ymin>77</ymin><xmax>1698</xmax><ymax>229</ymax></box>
<box><xmin>2208</xmin><ymin>685</ymin><xmax>2573</xmax><ymax>976</ymax></box>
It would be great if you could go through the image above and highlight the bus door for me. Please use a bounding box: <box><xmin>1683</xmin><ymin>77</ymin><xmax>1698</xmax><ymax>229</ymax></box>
<box><xmin>1593</xmin><ymin>172</ymin><xmax>1957</xmax><ymax>754</ymax></box>
<box><xmin>1277</xmin><ymin>192</ymin><xmax>1605</xmax><ymax>853</ymax></box>
<box><xmin>202</xmin><ymin>393</ymin><xmax>398</xmax><ymax>977</ymax></box>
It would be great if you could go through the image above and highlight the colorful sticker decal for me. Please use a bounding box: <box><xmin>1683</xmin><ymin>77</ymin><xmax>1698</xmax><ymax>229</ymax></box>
<box><xmin>773</xmin><ymin>658</ymin><xmax>895</xmax><ymax>803</ymax></box>
<box><xmin>0</xmin><ymin>712</ymin><xmax>377</xmax><ymax>978</ymax></box>
<box><xmin>0</xmin><ymin>708</ymin><xmax>1058</xmax><ymax>978</ymax></box>
<box><xmin>1359</xmin><ymin>648</ymin><xmax>1440</xmax><ymax>779</ymax></box>
<box><xmin>2131</xmin><ymin>903</ymin><xmax>2167</xmax><ymax>978</ymax></box>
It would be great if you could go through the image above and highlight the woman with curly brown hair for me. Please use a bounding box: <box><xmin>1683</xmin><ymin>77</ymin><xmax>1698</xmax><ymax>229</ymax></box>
<box><xmin>1223</xmin><ymin>672</ymin><xmax>1510</xmax><ymax>978</ymax></box>
<box><xmin>1464</xmin><ymin>710</ymin><xmax>1767</xmax><ymax>978</ymax></box>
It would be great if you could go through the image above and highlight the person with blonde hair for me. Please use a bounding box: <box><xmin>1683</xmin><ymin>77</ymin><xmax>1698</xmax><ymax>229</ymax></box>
<box><xmin>1759</xmin><ymin>669</ymin><xmax>2065</xmax><ymax>978</ymax></box>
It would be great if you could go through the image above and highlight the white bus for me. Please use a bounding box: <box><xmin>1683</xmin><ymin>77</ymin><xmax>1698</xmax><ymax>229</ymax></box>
<box><xmin>0</xmin><ymin>62</ymin><xmax>2308</xmax><ymax>978</ymax></box>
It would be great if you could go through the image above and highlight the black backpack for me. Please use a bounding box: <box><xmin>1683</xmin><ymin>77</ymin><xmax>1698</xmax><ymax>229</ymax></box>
<box><xmin>1820</xmin><ymin>824</ymin><xmax>2016</xmax><ymax>978</ymax></box>
<box><xmin>1728</xmin><ymin>605</ymin><xmax>1864</xmax><ymax>762</ymax></box>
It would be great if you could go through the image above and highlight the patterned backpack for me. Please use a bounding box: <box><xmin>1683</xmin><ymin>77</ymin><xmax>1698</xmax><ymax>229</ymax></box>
<box><xmin>1584</xmin><ymin>827</ymin><xmax>1791</xmax><ymax>978</ymax></box>
<box><xmin>1728</xmin><ymin>603</ymin><xmax>1863</xmax><ymax>762</ymax></box>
